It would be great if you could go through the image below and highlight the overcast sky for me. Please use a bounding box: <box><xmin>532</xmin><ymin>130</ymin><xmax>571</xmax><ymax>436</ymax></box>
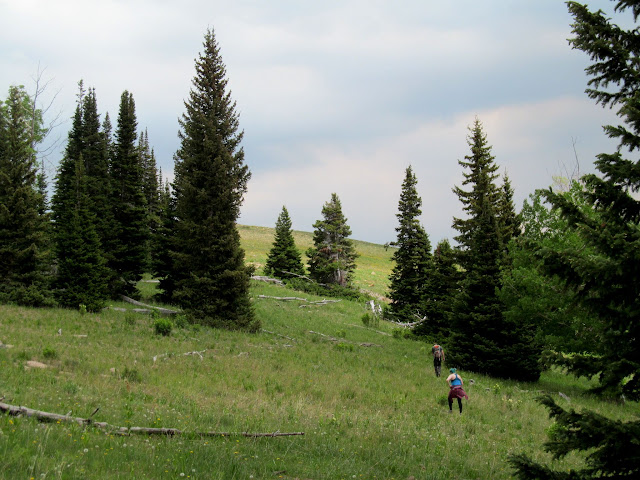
<box><xmin>0</xmin><ymin>0</ymin><xmax>625</xmax><ymax>245</ymax></box>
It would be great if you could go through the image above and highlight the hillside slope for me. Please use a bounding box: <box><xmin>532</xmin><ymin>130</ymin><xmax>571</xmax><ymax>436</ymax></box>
<box><xmin>239</xmin><ymin>224</ymin><xmax>395</xmax><ymax>300</ymax></box>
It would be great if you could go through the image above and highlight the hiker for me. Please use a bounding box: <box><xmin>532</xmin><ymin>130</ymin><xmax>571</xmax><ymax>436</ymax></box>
<box><xmin>432</xmin><ymin>343</ymin><xmax>444</xmax><ymax>377</ymax></box>
<box><xmin>446</xmin><ymin>368</ymin><xmax>468</xmax><ymax>414</ymax></box>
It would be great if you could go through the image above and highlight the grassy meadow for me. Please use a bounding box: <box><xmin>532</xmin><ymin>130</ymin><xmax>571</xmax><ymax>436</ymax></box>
<box><xmin>0</xmin><ymin>226</ymin><xmax>638</xmax><ymax>479</ymax></box>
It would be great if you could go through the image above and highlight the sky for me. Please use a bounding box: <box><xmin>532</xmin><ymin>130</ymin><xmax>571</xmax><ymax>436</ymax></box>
<box><xmin>0</xmin><ymin>0</ymin><xmax>626</xmax><ymax>245</ymax></box>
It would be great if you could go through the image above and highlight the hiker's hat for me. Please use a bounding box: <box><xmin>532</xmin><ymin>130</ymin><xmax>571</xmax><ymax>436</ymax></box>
<box><xmin>449</xmin><ymin>368</ymin><xmax>456</xmax><ymax>373</ymax></box>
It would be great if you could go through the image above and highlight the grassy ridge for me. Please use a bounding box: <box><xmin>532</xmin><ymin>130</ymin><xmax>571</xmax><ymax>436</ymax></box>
<box><xmin>239</xmin><ymin>225</ymin><xmax>395</xmax><ymax>300</ymax></box>
<box><xmin>0</xmin><ymin>230</ymin><xmax>638</xmax><ymax>479</ymax></box>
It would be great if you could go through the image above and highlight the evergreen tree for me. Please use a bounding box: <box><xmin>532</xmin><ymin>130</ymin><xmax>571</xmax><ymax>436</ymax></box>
<box><xmin>510</xmin><ymin>3</ymin><xmax>640</xmax><ymax>478</ymax></box>
<box><xmin>51</xmin><ymin>83</ymin><xmax>110</xmax><ymax>312</ymax></box>
<box><xmin>532</xmin><ymin>0</ymin><xmax>640</xmax><ymax>401</ymax></box>
<box><xmin>81</xmin><ymin>87</ymin><xmax>112</xmax><ymax>255</ymax></box>
<box><xmin>264</xmin><ymin>206</ymin><xmax>305</xmax><ymax>280</ymax></box>
<box><xmin>413</xmin><ymin>239</ymin><xmax>459</xmax><ymax>340</ymax></box>
<box><xmin>387</xmin><ymin>166</ymin><xmax>433</xmax><ymax>322</ymax></box>
<box><xmin>448</xmin><ymin>119</ymin><xmax>540</xmax><ymax>381</ymax></box>
<box><xmin>497</xmin><ymin>172</ymin><xmax>520</xmax><ymax>245</ymax></box>
<box><xmin>452</xmin><ymin>118</ymin><xmax>502</xmax><ymax>272</ymax></box>
<box><xmin>0</xmin><ymin>85</ymin><xmax>53</xmax><ymax>306</ymax></box>
<box><xmin>52</xmin><ymin>156</ymin><xmax>109</xmax><ymax>312</ymax></box>
<box><xmin>138</xmin><ymin>129</ymin><xmax>160</xmax><ymax>272</ymax></box>
<box><xmin>108</xmin><ymin>90</ymin><xmax>148</xmax><ymax>297</ymax></box>
<box><xmin>168</xmin><ymin>28</ymin><xmax>257</xmax><ymax>331</ymax></box>
<box><xmin>307</xmin><ymin>193</ymin><xmax>358</xmax><ymax>286</ymax></box>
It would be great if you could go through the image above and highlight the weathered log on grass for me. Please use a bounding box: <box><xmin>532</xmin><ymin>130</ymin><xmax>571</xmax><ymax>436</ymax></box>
<box><xmin>251</xmin><ymin>276</ymin><xmax>284</xmax><ymax>285</ymax></box>
<box><xmin>119</xmin><ymin>295</ymin><xmax>180</xmax><ymax>316</ymax></box>
<box><xmin>0</xmin><ymin>402</ymin><xmax>304</xmax><ymax>438</ymax></box>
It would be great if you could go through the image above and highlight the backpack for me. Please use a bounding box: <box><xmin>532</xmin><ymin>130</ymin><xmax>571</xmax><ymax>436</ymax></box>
<box><xmin>434</xmin><ymin>345</ymin><xmax>442</xmax><ymax>358</ymax></box>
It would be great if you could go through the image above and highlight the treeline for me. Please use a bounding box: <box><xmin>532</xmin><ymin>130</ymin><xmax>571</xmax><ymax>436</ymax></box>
<box><xmin>0</xmin><ymin>29</ymin><xmax>257</xmax><ymax>331</ymax></box>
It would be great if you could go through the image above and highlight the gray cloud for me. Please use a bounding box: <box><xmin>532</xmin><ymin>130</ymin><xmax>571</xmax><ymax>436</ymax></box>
<box><xmin>0</xmin><ymin>0</ymin><xmax>622</xmax><ymax>244</ymax></box>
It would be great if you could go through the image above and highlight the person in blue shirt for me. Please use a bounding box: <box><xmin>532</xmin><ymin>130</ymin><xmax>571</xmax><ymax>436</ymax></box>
<box><xmin>446</xmin><ymin>368</ymin><xmax>468</xmax><ymax>414</ymax></box>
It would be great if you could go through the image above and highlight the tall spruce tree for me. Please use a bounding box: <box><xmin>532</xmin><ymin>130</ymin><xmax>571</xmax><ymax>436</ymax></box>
<box><xmin>307</xmin><ymin>193</ymin><xmax>358</xmax><ymax>286</ymax></box>
<box><xmin>448</xmin><ymin>119</ymin><xmax>540</xmax><ymax>381</ymax></box>
<box><xmin>0</xmin><ymin>85</ymin><xmax>53</xmax><ymax>306</ymax></box>
<box><xmin>168</xmin><ymin>28</ymin><xmax>257</xmax><ymax>331</ymax></box>
<box><xmin>388</xmin><ymin>166</ymin><xmax>433</xmax><ymax>322</ymax></box>
<box><xmin>51</xmin><ymin>84</ymin><xmax>109</xmax><ymax>311</ymax></box>
<box><xmin>264</xmin><ymin>206</ymin><xmax>305</xmax><ymax>280</ymax></box>
<box><xmin>138</xmin><ymin>129</ymin><xmax>160</xmax><ymax>272</ymax></box>
<box><xmin>108</xmin><ymin>91</ymin><xmax>148</xmax><ymax>297</ymax></box>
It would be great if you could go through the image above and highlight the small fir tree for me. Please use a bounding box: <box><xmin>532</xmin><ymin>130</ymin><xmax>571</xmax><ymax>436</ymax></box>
<box><xmin>307</xmin><ymin>193</ymin><xmax>358</xmax><ymax>286</ymax></box>
<box><xmin>168</xmin><ymin>28</ymin><xmax>257</xmax><ymax>331</ymax></box>
<box><xmin>387</xmin><ymin>166</ymin><xmax>433</xmax><ymax>322</ymax></box>
<box><xmin>264</xmin><ymin>206</ymin><xmax>305</xmax><ymax>280</ymax></box>
<box><xmin>413</xmin><ymin>239</ymin><xmax>459</xmax><ymax>340</ymax></box>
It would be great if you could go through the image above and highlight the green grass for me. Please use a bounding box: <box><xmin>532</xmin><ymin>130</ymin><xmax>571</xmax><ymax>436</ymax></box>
<box><xmin>0</xmin><ymin>230</ymin><xmax>638</xmax><ymax>479</ymax></box>
<box><xmin>239</xmin><ymin>224</ymin><xmax>394</xmax><ymax>300</ymax></box>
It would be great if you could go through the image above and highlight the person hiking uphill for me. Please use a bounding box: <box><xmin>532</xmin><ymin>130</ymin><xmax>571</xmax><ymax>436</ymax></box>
<box><xmin>446</xmin><ymin>368</ymin><xmax>468</xmax><ymax>414</ymax></box>
<box><xmin>432</xmin><ymin>343</ymin><xmax>444</xmax><ymax>377</ymax></box>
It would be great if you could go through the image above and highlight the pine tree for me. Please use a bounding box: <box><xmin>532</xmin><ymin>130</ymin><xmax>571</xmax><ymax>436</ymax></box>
<box><xmin>51</xmin><ymin>83</ymin><xmax>109</xmax><ymax>311</ymax></box>
<box><xmin>413</xmin><ymin>239</ymin><xmax>459</xmax><ymax>340</ymax></box>
<box><xmin>448</xmin><ymin>119</ymin><xmax>540</xmax><ymax>381</ymax></box>
<box><xmin>307</xmin><ymin>193</ymin><xmax>358</xmax><ymax>286</ymax></box>
<box><xmin>138</xmin><ymin>129</ymin><xmax>160</xmax><ymax>272</ymax></box>
<box><xmin>81</xmin><ymin>87</ymin><xmax>112</xmax><ymax>257</ymax></box>
<box><xmin>53</xmin><ymin>156</ymin><xmax>109</xmax><ymax>312</ymax></box>
<box><xmin>531</xmin><ymin>0</ymin><xmax>640</xmax><ymax>401</ymax></box>
<box><xmin>264</xmin><ymin>206</ymin><xmax>305</xmax><ymax>280</ymax></box>
<box><xmin>0</xmin><ymin>85</ymin><xmax>53</xmax><ymax>306</ymax></box>
<box><xmin>510</xmin><ymin>3</ymin><xmax>640</xmax><ymax>478</ymax></box>
<box><xmin>108</xmin><ymin>90</ymin><xmax>148</xmax><ymax>297</ymax></box>
<box><xmin>387</xmin><ymin>166</ymin><xmax>433</xmax><ymax>322</ymax></box>
<box><xmin>168</xmin><ymin>28</ymin><xmax>257</xmax><ymax>331</ymax></box>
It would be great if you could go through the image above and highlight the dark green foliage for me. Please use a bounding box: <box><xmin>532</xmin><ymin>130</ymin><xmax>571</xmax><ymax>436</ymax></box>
<box><xmin>499</xmin><ymin>185</ymin><xmax>601</xmax><ymax>354</ymax></box>
<box><xmin>509</xmin><ymin>395</ymin><xmax>640</xmax><ymax>479</ymax></box>
<box><xmin>138</xmin><ymin>130</ymin><xmax>160</xmax><ymax>273</ymax></box>
<box><xmin>511</xmin><ymin>3</ymin><xmax>640</xmax><ymax>478</ymax></box>
<box><xmin>449</xmin><ymin>119</ymin><xmax>540</xmax><ymax>382</ymax></box>
<box><xmin>168</xmin><ymin>28</ymin><xmax>257</xmax><ymax>331</ymax></box>
<box><xmin>153</xmin><ymin>317</ymin><xmax>173</xmax><ymax>336</ymax></box>
<box><xmin>413</xmin><ymin>239</ymin><xmax>459</xmax><ymax>340</ymax></box>
<box><xmin>51</xmin><ymin>83</ymin><xmax>110</xmax><ymax>312</ymax></box>
<box><xmin>264</xmin><ymin>206</ymin><xmax>305</xmax><ymax>280</ymax></box>
<box><xmin>388</xmin><ymin>166</ymin><xmax>433</xmax><ymax>322</ymax></box>
<box><xmin>307</xmin><ymin>193</ymin><xmax>358</xmax><ymax>286</ymax></box>
<box><xmin>108</xmin><ymin>91</ymin><xmax>148</xmax><ymax>297</ymax></box>
<box><xmin>534</xmin><ymin>0</ymin><xmax>640</xmax><ymax>400</ymax></box>
<box><xmin>52</xmin><ymin>157</ymin><xmax>109</xmax><ymax>312</ymax></box>
<box><xmin>0</xmin><ymin>85</ymin><xmax>53</xmax><ymax>306</ymax></box>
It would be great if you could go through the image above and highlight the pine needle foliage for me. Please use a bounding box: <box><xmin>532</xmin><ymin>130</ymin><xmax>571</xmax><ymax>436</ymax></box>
<box><xmin>509</xmin><ymin>395</ymin><xmax>640</xmax><ymax>479</ymax></box>
<box><xmin>535</xmin><ymin>0</ymin><xmax>640</xmax><ymax>401</ymax></box>
<box><xmin>169</xmin><ymin>28</ymin><xmax>257</xmax><ymax>331</ymax></box>
<box><xmin>388</xmin><ymin>166</ymin><xmax>433</xmax><ymax>322</ymax></box>
<box><xmin>108</xmin><ymin>91</ymin><xmax>148</xmax><ymax>298</ymax></box>
<box><xmin>0</xmin><ymin>85</ymin><xmax>53</xmax><ymax>306</ymax></box>
<box><xmin>449</xmin><ymin>119</ymin><xmax>540</xmax><ymax>381</ymax></box>
<box><xmin>264</xmin><ymin>206</ymin><xmax>305</xmax><ymax>280</ymax></box>
<box><xmin>307</xmin><ymin>193</ymin><xmax>358</xmax><ymax>287</ymax></box>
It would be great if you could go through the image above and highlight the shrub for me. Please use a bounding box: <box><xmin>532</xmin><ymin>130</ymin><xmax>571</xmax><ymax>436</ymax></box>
<box><xmin>42</xmin><ymin>347</ymin><xmax>57</xmax><ymax>359</ymax></box>
<box><xmin>154</xmin><ymin>317</ymin><xmax>173</xmax><ymax>336</ymax></box>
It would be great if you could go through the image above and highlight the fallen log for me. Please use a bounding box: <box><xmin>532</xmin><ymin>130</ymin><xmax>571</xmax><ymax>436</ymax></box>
<box><xmin>0</xmin><ymin>402</ymin><xmax>304</xmax><ymax>438</ymax></box>
<box><xmin>119</xmin><ymin>295</ymin><xmax>180</xmax><ymax>316</ymax></box>
<box><xmin>258</xmin><ymin>295</ymin><xmax>308</xmax><ymax>302</ymax></box>
<box><xmin>251</xmin><ymin>276</ymin><xmax>284</xmax><ymax>285</ymax></box>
